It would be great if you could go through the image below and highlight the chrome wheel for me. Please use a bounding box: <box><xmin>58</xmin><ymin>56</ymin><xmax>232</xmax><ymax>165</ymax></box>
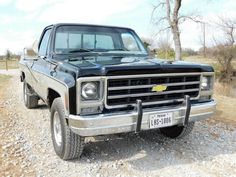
<box><xmin>53</xmin><ymin>111</ymin><xmax>62</xmax><ymax>146</ymax></box>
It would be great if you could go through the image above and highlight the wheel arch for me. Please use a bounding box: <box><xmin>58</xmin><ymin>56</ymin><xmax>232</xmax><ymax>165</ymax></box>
<box><xmin>20</xmin><ymin>71</ymin><xmax>25</xmax><ymax>82</ymax></box>
<box><xmin>47</xmin><ymin>88</ymin><xmax>61</xmax><ymax>109</ymax></box>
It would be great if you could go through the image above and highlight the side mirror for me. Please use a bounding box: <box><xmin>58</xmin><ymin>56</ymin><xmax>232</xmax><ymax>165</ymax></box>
<box><xmin>23</xmin><ymin>47</ymin><xmax>38</xmax><ymax>60</ymax></box>
<box><xmin>32</xmin><ymin>40</ymin><xmax>39</xmax><ymax>53</ymax></box>
<box><xmin>23</xmin><ymin>40</ymin><xmax>39</xmax><ymax>60</ymax></box>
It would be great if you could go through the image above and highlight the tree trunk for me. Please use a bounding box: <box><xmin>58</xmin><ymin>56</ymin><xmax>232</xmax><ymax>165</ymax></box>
<box><xmin>172</xmin><ymin>25</ymin><xmax>182</xmax><ymax>60</ymax></box>
<box><xmin>165</xmin><ymin>0</ymin><xmax>182</xmax><ymax>61</ymax></box>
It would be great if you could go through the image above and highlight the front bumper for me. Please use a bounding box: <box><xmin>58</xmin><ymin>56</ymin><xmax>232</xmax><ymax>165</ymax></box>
<box><xmin>68</xmin><ymin>100</ymin><xmax>216</xmax><ymax>136</ymax></box>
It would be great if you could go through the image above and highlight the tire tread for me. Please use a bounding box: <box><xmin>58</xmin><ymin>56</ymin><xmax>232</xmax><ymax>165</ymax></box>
<box><xmin>51</xmin><ymin>98</ymin><xmax>84</xmax><ymax>160</ymax></box>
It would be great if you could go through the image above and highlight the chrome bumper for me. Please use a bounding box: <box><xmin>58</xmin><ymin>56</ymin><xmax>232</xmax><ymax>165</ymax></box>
<box><xmin>68</xmin><ymin>100</ymin><xmax>216</xmax><ymax>136</ymax></box>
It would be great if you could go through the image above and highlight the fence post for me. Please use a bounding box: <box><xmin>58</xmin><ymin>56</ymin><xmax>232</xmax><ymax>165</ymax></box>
<box><xmin>5</xmin><ymin>58</ymin><xmax>8</xmax><ymax>71</ymax></box>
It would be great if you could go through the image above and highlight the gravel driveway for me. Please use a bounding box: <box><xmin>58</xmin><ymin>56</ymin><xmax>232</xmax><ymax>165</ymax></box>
<box><xmin>0</xmin><ymin>69</ymin><xmax>236</xmax><ymax>177</ymax></box>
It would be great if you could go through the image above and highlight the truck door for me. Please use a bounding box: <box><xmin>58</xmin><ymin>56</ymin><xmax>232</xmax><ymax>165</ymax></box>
<box><xmin>31</xmin><ymin>28</ymin><xmax>52</xmax><ymax>100</ymax></box>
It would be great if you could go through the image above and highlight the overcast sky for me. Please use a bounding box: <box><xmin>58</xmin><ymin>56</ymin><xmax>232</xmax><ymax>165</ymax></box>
<box><xmin>0</xmin><ymin>0</ymin><xmax>235</xmax><ymax>54</ymax></box>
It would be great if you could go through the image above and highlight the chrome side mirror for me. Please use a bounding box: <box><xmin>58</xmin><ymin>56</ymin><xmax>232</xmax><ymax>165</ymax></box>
<box><xmin>23</xmin><ymin>40</ymin><xmax>39</xmax><ymax>60</ymax></box>
<box><xmin>23</xmin><ymin>47</ymin><xmax>38</xmax><ymax>60</ymax></box>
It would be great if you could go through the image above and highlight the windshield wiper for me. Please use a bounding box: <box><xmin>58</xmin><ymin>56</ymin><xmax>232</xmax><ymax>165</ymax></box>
<box><xmin>68</xmin><ymin>48</ymin><xmax>93</xmax><ymax>53</ymax></box>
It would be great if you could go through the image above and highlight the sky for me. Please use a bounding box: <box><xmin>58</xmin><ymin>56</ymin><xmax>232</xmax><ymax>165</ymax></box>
<box><xmin>0</xmin><ymin>0</ymin><xmax>235</xmax><ymax>55</ymax></box>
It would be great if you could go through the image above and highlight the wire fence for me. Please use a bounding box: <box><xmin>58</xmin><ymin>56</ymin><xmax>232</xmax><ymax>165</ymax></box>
<box><xmin>0</xmin><ymin>59</ymin><xmax>19</xmax><ymax>70</ymax></box>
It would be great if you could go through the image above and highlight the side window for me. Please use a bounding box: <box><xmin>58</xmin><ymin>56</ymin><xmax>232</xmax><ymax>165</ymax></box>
<box><xmin>38</xmin><ymin>29</ymin><xmax>52</xmax><ymax>56</ymax></box>
<box><xmin>121</xmin><ymin>33</ymin><xmax>139</xmax><ymax>51</ymax></box>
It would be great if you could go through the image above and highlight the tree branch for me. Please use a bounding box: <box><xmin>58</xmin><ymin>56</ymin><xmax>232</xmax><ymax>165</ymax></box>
<box><xmin>151</xmin><ymin>2</ymin><xmax>166</xmax><ymax>20</ymax></box>
<box><xmin>153</xmin><ymin>16</ymin><xmax>168</xmax><ymax>26</ymax></box>
<box><xmin>165</xmin><ymin>0</ymin><xmax>172</xmax><ymax>26</ymax></box>
<box><xmin>178</xmin><ymin>15</ymin><xmax>202</xmax><ymax>23</ymax></box>
<box><xmin>152</xmin><ymin>26</ymin><xmax>172</xmax><ymax>37</ymax></box>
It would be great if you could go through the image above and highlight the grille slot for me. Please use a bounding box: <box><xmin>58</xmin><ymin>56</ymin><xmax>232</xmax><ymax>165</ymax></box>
<box><xmin>106</xmin><ymin>73</ymin><xmax>201</xmax><ymax>108</ymax></box>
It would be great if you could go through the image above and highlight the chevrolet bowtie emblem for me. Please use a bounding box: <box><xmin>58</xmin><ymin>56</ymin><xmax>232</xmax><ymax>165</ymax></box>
<box><xmin>152</xmin><ymin>85</ymin><xmax>167</xmax><ymax>92</ymax></box>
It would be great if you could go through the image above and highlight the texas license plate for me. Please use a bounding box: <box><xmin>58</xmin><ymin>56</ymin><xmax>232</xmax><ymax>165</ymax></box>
<box><xmin>149</xmin><ymin>112</ymin><xmax>173</xmax><ymax>129</ymax></box>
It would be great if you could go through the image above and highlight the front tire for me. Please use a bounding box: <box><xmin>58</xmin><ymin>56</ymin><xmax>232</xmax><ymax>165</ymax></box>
<box><xmin>159</xmin><ymin>122</ymin><xmax>195</xmax><ymax>139</ymax></box>
<box><xmin>23</xmin><ymin>81</ymin><xmax>38</xmax><ymax>109</ymax></box>
<box><xmin>51</xmin><ymin>97</ymin><xmax>84</xmax><ymax>160</ymax></box>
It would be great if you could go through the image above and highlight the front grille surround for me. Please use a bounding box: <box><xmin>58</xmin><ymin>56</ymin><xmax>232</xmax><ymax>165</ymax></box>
<box><xmin>105</xmin><ymin>73</ymin><xmax>202</xmax><ymax>109</ymax></box>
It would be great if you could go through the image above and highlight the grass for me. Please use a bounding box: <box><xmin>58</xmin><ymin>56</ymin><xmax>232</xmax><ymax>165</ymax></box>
<box><xmin>214</xmin><ymin>80</ymin><xmax>235</xmax><ymax>97</ymax></box>
<box><xmin>183</xmin><ymin>55</ymin><xmax>217</xmax><ymax>64</ymax></box>
<box><xmin>183</xmin><ymin>55</ymin><xmax>236</xmax><ymax>78</ymax></box>
<box><xmin>0</xmin><ymin>59</ymin><xmax>19</xmax><ymax>70</ymax></box>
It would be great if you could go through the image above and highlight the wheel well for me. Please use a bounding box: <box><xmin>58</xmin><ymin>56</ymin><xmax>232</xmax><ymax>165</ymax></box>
<box><xmin>21</xmin><ymin>72</ymin><xmax>25</xmax><ymax>82</ymax></box>
<box><xmin>48</xmin><ymin>88</ymin><xmax>60</xmax><ymax>108</ymax></box>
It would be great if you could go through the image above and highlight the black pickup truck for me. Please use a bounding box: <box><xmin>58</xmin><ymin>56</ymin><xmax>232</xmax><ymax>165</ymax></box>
<box><xmin>19</xmin><ymin>23</ymin><xmax>216</xmax><ymax>160</ymax></box>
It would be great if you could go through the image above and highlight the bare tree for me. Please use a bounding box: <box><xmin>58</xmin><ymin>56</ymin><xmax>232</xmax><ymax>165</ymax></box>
<box><xmin>213</xmin><ymin>16</ymin><xmax>236</xmax><ymax>82</ymax></box>
<box><xmin>152</xmin><ymin>0</ymin><xmax>182</xmax><ymax>60</ymax></box>
<box><xmin>217</xmin><ymin>16</ymin><xmax>236</xmax><ymax>45</ymax></box>
<box><xmin>198</xmin><ymin>22</ymin><xmax>206</xmax><ymax>57</ymax></box>
<box><xmin>5</xmin><ymin>49</ymin><xmax>12</xmax><ymax>71</ymax></box>
<box><xmin>152</xmin><ymin>0</ymin><xmax>200</xmax><ymax>60</ymax></box>
<box><xmin>6</xmin><ymin>49</ymin><xmax>11</xmax><ymax>60</ymax></box>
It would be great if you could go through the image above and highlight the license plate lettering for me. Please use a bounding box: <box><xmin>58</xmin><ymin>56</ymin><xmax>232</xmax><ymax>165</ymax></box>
<box><xmin>149</xmin><ymin>112</ymin><xmax>173</xmax><ymax>129</ymax></box>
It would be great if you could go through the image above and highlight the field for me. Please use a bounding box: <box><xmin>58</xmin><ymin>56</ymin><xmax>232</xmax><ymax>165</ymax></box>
<box><xmin>0</xmin><ymin>59</ymin><xmax>19</xmax><ymax>70</ymax></box>
<box><xmin>183</xmin><ymin>55</ymin><xmax>236</xmax><ymax>77</ymax></box>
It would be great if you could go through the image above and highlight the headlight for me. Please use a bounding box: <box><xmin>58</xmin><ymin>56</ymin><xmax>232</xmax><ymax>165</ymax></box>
<box><xmin>201</xmin><ymin>76</ymin><xmax>211</xmax><ymax>90</ymax></box>
<box><xmin>81</xmin><ymin>82</ymin><xmax>99</xmax><ymax>100</ymax></box>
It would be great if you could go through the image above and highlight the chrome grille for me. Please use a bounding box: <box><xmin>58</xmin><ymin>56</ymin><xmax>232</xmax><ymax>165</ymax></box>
<box><xmin>106</xmin><ymin>73</ymin><xmax>201</xmax><ymax>108</ymax></box>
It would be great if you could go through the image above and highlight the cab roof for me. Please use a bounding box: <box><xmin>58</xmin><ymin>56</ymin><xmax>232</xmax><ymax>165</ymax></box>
<box><xmin>45</xmin><ymin>23</ymin><xmax>134</xmax><ymax>31</ymax></box>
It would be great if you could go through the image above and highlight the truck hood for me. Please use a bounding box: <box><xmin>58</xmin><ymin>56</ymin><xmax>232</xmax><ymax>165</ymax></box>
<box><xmin>57</xmin><ymin>55</ymin><xmax>214</xmax><ymax>77</ymax></box>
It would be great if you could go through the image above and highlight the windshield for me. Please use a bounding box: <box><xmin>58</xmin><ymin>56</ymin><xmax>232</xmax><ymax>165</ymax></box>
<box><xmin>54</xmin><ymin>25</ymin><xmax>148</xmax><ymax>55</ymax></box>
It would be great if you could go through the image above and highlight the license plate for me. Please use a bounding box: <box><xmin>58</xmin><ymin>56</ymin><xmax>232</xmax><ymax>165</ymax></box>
<box><xmin>149</xmin><ymin>112</ymin><xmax>173</xmax><ymax>129</ymax></box>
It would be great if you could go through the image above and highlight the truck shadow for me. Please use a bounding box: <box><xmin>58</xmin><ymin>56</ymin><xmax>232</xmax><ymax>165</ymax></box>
<box><xmin>37</xmin><ymin>104</ymin><xmax>48</xmax><ymax>110</ymax></box>
<box><xmin>74</xmin><ymin>120</ymin><xmax>235</xmax><ymax>171</ymax></box>
<box><xmin>34</xmin><ymin>101</ymin><xmax>48</xmax><ymax>110</ymax></box>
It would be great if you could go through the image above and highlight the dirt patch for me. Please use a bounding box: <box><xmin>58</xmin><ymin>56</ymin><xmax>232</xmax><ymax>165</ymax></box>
<box><xmin>0</xmin><ymin>75</ymin><xmax>35</xmax><ymax>177</ymax></box>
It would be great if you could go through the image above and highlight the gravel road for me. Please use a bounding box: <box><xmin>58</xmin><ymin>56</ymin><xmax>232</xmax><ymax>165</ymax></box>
<box><xmin>0</xmin><ymin>69</ymin><xmax>236</xmax><ymax>177</ymax></box>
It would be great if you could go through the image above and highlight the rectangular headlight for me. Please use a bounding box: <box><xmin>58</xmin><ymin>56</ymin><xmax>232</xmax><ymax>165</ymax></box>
<box><xmin>77</xmin><ymin>77</ymin><xmax>105</xmax><ymax>115</ymax></box>
<box><xmin>199</xmin><ymin>73</ymin><xmax>214</xmax><ymax>101</ymax></box>
<box><xmin>201</xmin><ymin>76</ymin><xmax>212</xmax><ymax>90</ymax></box>
<box><xmin>81</xmin><ymin>81</ymin><xmax>100</xmax><ymax>100</ymax></box>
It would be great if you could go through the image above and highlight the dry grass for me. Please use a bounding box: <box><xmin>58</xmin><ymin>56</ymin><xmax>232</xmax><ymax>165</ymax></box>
<box><xmin>0</xmin><ymin>59</ymin><xmax>19</xmax><ymax>70</ymax></box>
<box><xmin>214</xmin><ymin>80</ymin><xmax>235</xmax><ymax>97</ymax></box>
<box><xmin>212</xmin><ymin>79</ymin><xmax>236</xmax><ymax>124</ymax></box>
<box><xmin>183</xmin><ymin>55</ymin><xmax>217</xmax><ymax>65</ymax></box>
<box><xmin>213</xmin><ymin>94</ymin><xmax>236</xmax><ymax>124</ymax></box>
<box><xmin>183</xmin><ymin>55</ymin><xmax>236</xmax><ymax>79</ymax></box>
<box><xmin>183</xmin><ymin>55</ymin><xmax>236</xmax><ymax>67</ymax></box>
